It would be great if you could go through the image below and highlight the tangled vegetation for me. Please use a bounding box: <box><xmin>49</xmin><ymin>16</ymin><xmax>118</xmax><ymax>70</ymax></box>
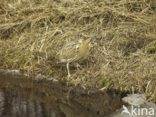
<box><xmin>0</xmin><ymin>0</ymin><xmax>156</xmax><ymax>101</ymax></box>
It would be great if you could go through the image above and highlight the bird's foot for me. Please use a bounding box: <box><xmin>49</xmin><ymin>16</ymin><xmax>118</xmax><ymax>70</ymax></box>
<box><xmin>68</xmin><ymin>74</ymin><xmax>72</xmax><ymax>79</ymax></box>
<box><xmin>74</xmin><ymin>63</ymin><xmax>82</xmax><ymax>70</ymax></box>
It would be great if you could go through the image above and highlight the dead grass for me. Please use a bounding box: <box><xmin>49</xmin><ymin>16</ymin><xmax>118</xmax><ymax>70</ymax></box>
<box><xmin>0</xmin><ymin>0</ymin><xmax>156</xmax><ymax>101</ymax></box>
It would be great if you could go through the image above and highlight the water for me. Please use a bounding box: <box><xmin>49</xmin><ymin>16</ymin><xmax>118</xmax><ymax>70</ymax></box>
<box><xmin>0</xmin><ymin>71</ymin><xmax>123</xmax><ymax>117</ymax></box>
<box><xmin>0</xmin><ymin>91</ymin><xmax>55</xmax><ymax>117</ymax></box>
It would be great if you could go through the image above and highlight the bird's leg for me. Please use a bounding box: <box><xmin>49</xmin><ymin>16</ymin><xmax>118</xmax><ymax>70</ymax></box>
<box><xmin>66</xmin><ymin>62</ymin><xmax>71</xmax><ymax>78</ymax></box>
<box><xmin>75</xmin><ymin>63</ymin><xmax>82</xmax><ymax>69</ymax></box>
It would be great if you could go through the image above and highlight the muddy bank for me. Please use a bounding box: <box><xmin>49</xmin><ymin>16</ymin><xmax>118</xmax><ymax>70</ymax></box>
<box><xmin>0</xmin><ymin>71</ymin><xmax>124</xmax><ymax>117</ymax></box>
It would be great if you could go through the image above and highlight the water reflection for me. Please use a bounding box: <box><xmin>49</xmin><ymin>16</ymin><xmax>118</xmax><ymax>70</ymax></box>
<box><xmin>1</xmin><ymin>91</ymin><xmax>155</xmax><ymax>117</ymax></box>
<box><xmin>0</xmin><ymin>91</ymin><xmax>58</xmax><ymax>117</ymax></box>
<box><xmin>0</xmin><ymin>92</ymin><xmax>4</xmax><ymax>116</ymax></box>
<box><xmin>0</xmin><ymin>72</ymin><xmax>123</xmax><ymax>117</ymax></box>
<box><xmin>0</xmin><ymin>90</ymin><xmax>103</xmax><ymax>117</ymax></box>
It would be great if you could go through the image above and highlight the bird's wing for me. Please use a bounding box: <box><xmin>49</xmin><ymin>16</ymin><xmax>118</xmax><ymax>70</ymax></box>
<box><xmin>62</xmin><ymin>40</ymin><xmax>79</xmax><ymax>50</ymax></box>
<box><xmin>59</xmin><ymin>40</ymin><xmax>81</xmax><ymax>62</ymax></box>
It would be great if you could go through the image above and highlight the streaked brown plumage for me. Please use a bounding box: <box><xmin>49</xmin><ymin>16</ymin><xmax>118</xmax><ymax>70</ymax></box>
<box><xmin>59</xmin><ymin>38</ymin><xmax>91</xmax><ymax>78</ymax></box>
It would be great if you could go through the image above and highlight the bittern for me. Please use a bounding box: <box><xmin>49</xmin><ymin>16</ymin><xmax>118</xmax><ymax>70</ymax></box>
<box><xmin>59</xmin><ymin>38</ymin><xmax>92</xmax><ymax>78</ymax></box>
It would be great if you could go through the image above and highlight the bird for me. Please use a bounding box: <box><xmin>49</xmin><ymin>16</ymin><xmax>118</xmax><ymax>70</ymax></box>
<box><xmin>59</xmin><ymin>38</ymin><xmax>92</xmax><ymax>78</ymax></box>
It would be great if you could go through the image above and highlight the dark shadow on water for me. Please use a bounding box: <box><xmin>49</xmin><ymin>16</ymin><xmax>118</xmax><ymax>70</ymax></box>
<box><xmin>0</xmin><ymin>72</ymin><xmax>124</xmax><ymax>117</ymax></box>
<box><xmin>0</xmin><ymin>90</ymin><xmax>65</xmax><ymax>117</ymax></box>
